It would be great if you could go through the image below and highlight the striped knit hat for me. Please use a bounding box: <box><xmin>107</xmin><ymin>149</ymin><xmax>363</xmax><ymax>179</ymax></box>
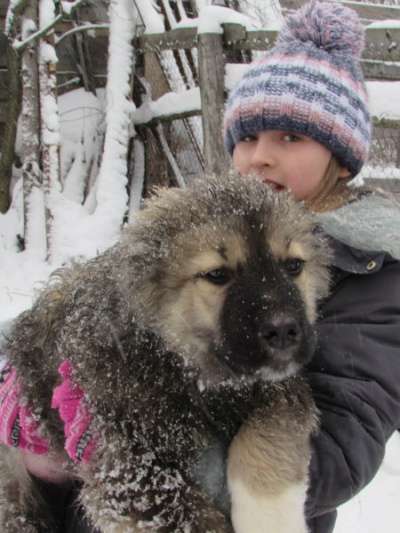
<box><xmin>224</xmin><ymin>0</ymin><xmax>371</xmax><ymax>176</ymax></box>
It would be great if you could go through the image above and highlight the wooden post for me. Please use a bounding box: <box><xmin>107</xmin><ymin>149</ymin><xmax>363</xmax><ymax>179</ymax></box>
<box><xmin>198</xmin><ymin>31</ymin><xmax>230</xmax><ymax>176</ymax></box>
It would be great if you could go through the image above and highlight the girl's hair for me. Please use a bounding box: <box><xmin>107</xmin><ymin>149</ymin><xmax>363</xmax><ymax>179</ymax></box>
<box><xmin>305</xmin><ymin>158</ymin><xmax>354</xmax><ymax>213</ymax></box>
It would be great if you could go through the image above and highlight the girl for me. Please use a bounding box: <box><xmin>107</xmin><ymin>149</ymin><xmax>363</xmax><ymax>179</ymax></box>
<box><xmin>221</xmin><ymin>1</ymin><xmax>400</xmax><ymax>532</ymax></box>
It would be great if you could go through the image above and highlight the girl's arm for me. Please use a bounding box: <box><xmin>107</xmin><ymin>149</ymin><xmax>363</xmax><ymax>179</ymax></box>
<box><xmin>306</xmin><ymin>258</ymin><xmax>400</xmax><ymax>518</ymax></box>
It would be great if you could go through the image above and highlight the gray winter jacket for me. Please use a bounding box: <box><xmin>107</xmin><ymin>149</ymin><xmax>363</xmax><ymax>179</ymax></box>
<box><xmin>306</xmin><ymin>192</ymin><xmax>400</xmax><ymax>532</ymax></box>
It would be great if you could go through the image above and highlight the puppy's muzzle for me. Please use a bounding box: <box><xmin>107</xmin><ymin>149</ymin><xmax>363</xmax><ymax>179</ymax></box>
<box><xmin>258</xmin><ymin>315</ymin><xmax>301</xmax><ymax>361</ymax></box>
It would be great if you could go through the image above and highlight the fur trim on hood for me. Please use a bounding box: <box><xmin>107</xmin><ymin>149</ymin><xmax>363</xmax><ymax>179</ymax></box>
<box><xmin>316</xmin><ymin>191</ymin><xmax>400</xmax><ymax>260</ymax></box>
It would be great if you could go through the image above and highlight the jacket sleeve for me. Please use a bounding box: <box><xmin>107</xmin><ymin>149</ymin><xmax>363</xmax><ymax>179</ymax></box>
<box><xmin>305</xmin><ymin>258</ymin><xmax>400</xmax><ymax>518</ymax></box>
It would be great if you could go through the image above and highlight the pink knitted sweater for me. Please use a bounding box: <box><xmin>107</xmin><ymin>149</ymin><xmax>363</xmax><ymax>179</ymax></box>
<box><xmin>0</xmin><ymin>360</ymin><xmax>97</xmax><ymax>464</ymax></box>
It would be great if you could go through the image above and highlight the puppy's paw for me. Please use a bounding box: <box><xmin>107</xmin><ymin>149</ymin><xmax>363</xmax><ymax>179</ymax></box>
<box><xmin>229</xmin><ymin>475</ymin><xmax>308</xmax><ymax>533</ymax></box>
<box><xmin>227</xmin><ymin>377</ymin><xmax>315</xmax><ymax>533</ymax></box>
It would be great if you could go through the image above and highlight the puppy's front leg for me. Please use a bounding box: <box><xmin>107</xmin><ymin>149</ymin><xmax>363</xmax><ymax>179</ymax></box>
<box><xmin>227</xmin><ymin>378</ymin><xmax>317</xmax><ymax>533</ymax></box>
<box><xmin>78</xmin><ymin>435</ymin><xmax>232</xmax><ymax>533</ymax></box>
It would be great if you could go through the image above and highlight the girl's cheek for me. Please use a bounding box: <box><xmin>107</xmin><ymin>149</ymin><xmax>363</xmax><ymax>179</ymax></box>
<box><xmin>232</xmin><ymin>147</ymin><xmax>251</xmax><ymax>174</ymax></box>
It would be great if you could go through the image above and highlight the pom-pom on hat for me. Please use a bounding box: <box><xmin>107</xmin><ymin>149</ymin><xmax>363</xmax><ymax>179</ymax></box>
<box><xmin>224</xmin><ymin>0</ymin><xmax>371</xmax><ymax>176</ymax></box>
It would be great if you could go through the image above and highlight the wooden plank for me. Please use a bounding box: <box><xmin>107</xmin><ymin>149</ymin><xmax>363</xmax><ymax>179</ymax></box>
<box><xmin>362</xmin><ymin>59</ymin><xmax>400</xmax><ymax>81</ymax></box>
<box><xmin>373</xmin><ymin>117</ymin><xmax>400</xmax><ymax>130</ymax></box>
<box><xmin>365</xmin><ymin>179</ymin><xmax>400</xmax><ymax>197</ymax></box>
<box><xmin>137</xmin><ymin>25</ymin><xmax>400</xmax><ymax>61</ymax></box>
<box><xmin>224</xmin><ymin>24</ymin><xmax>277</xmax><ymax>51</ymax></box>
<box><xmin>138</xmin><ymin>27</ymin><xmax>197</xmax><ymax>52</ymax></box>
<box><xmin>198</xmin><ymin>32</ymin><xmax>229</xmax><ymax>175</ymax></box>
<box><xmin>341</xmin><ymin>1</ymin><xmax>400</xmax><ymax>21</ymax></box>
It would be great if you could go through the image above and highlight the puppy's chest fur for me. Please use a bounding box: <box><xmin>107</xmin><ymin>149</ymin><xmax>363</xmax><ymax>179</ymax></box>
<box><xmin>78</xmin><ymin>329</ymin><xmax>263</xmax><ymax>466</ymax></box>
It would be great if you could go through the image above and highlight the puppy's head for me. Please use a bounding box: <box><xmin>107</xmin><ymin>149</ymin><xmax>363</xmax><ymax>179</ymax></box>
<box><xmin>116</xmin><ymin>174</ymin><xmax>331</xmax><ymax>386</ymax></box>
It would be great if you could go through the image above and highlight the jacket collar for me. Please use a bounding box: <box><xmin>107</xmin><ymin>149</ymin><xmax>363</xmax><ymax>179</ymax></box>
<box><xmin>315</xmin><ymin>191</ymin><xmax>400</xmax><ymax>262</ymax></box>
<box><xmin>326</xmin><ymin>235</ymin><xmax>386</xmax><ymax>275</ymax></box>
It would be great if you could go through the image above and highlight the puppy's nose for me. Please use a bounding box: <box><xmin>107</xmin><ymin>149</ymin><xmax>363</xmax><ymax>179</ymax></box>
<box><xmin>259</xmin><ymin>316</ymin><xmax>301</xmax><ymax>354</ymax></box>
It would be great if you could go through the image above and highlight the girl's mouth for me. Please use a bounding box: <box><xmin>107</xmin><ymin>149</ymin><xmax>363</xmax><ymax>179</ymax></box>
<box><xmin>262</xmin><ymin>179</ymin><xmax>286</xmax><ymax>192</ymax></box>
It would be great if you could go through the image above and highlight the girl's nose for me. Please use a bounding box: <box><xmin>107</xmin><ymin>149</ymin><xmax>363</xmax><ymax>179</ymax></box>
<box><xmin>250</xmin><ymin>136</ymin><xmax>276</xmax><ymax>169</ymax></box>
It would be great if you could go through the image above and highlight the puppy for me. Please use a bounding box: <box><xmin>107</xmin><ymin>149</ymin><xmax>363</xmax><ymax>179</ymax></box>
<box><xmin>0</xmin><ymin>173</ymin><xmax>330</xmax><ymax>532</ymax></box>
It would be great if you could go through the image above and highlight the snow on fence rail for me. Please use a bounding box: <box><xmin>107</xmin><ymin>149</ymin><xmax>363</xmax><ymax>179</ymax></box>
<box><xmin>137</xmin><ymin>24</ymin><xmax>400</xmax><ymax>75</ymax></box>
<box><xmin>281</xmin><ymin>0</ymin><xmax>400</xmax><ymax>22</ymax></box>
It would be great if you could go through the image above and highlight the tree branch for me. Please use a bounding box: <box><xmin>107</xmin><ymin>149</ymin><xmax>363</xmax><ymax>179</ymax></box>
<box><xmin>54</xmin><ymin>23</ymin><xmax>109</xmax><ymax>46</ymax></box>
<box><xmin>13</xmin><ymin>0</ymin><xmax>88</xmax><ymax>52</ymax></box>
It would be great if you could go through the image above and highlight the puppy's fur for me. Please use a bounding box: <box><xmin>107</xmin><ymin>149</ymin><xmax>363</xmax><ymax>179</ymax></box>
<box><xmin>0</xmin><ymin>174</ymin><xmax>331</xmax><ymax>532</ymax></box>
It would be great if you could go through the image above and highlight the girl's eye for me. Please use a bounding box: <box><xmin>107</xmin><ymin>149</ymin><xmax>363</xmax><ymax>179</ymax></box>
<box><xmin>200</xmin><ymin>268</ymin><xmax>232</xmax><ymax>285</ymax></box>
<box><xmin>283</xmin><ymin>258</ymin><xmax>305</xmax><ymax>276</ymax></box>
<box><xmin>282</xmin><ymin>133</ymin><xmax>301</xmax><ymax>143</ymax></box>
<box><xmin>240</xmin><ymin>135</ymin><xmax>257</xmax><ymax>143</ymax></box>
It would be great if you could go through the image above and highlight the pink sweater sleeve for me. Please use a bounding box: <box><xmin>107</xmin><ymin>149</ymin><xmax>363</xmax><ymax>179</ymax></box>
<box><xmin>0</xmin><ymin>360</ymin><xmax>97</xmax><ymax>464</ymax></box>
<box><xmin>0</xmin><ymin>364</ymin><xmax>49</xmax><ymax>454</ymax></box>
<box><xmin>51</xmin><ymin>360</ymin><xmax>97</xmax><ymax>463</ymax></box>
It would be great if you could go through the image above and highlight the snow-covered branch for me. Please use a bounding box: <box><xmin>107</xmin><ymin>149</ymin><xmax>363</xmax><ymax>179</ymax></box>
<box><xmin>88</xmin><ymin>0</ymin><xmax>137</xmax><ymax>246</ymax></box>
<box><xmin>55</xmin><ymin>23</ymin><xmax>109</xmax><ymax>46</ymax></box>
<box><xmin>13</xmin><ymin>0</ymin><xmax>87</xmax><ymax>52</ymax></box>
<box><xmin>61</xmin><ymin>0</ymin><xmax>85</xmax><ymax>16</ymax></box>
<box><xmin>132</xmin><ymin>88</ymin><xmax>201</xmax><ymax>126</ymax></box>
<box><xmin>5</xmin><ymin>0</ymin><xmax>29</xmax><ymax>36</ymax></box>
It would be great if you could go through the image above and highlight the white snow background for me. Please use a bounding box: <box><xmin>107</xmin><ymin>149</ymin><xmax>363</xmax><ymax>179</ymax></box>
<box><xmin>1</xmin><ymin>5</ymin><xmax>400</xmax><ymax>528</ymax></box>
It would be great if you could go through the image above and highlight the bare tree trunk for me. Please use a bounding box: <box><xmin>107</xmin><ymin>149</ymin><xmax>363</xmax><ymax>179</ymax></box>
<box><xmin>0</xmin><ymin>40</ymin><xmax>21</xmax><ymax>213</ymax></box>
<box><xmin>38</xmin><ymin>0</ymin><xmax>61</xmax><ymax>260</ymax></box>
<box><xmin>20</xmin><ymin>0</ymin><xmax>47</xmax><ymax>256</ymax></box>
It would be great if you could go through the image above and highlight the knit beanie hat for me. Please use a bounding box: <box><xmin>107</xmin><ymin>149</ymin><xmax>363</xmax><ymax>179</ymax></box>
<box><xmin>224</xmin><ymin>0</ymin><xmax>371</xmax><ymax>176</ymax></box>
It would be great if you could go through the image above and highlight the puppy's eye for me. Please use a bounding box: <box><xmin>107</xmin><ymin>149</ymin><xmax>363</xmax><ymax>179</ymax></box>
<box><xmin>201</xmin><ymin>268</ymin><xmax>232</xmax><ymax>285</ymax></box>
<box><xmin>283</xmin><ymin>258</ymin><xmax>305</xmax><ymax>277</ymax></box>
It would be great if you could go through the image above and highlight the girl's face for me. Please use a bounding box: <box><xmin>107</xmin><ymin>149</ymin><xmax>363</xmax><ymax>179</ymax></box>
<box><xmin>232</xmin><ymin>130</ymin><xmax>348</xmax><ymax>201</ymax></box>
